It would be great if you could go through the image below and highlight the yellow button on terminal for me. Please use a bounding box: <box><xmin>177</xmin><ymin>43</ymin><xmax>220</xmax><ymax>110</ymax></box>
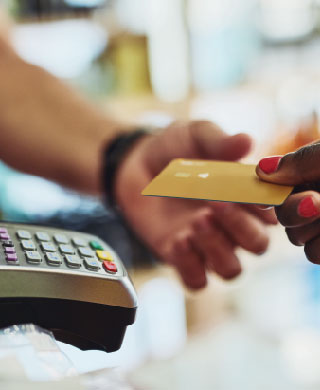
<box><xmin>96</xmin><ymin>250</ymin><xmax>113</xmax><ymax>261</ymax></box>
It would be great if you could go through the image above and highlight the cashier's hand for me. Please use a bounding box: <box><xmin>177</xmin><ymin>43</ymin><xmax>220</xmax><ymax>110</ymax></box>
<box><xmin>115</xmin><ymin>121</ymin><xmax>277</xmax><ymax>289</ymax></box>
<box><xmin>256</xmin><ymin>142</ymin><xmax>320</xmax><ymax>265</ymax></box>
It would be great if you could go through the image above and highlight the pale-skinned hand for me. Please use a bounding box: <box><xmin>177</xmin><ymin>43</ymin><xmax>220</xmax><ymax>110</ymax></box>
<box><xmin>115</xmin><ymin>121</ymin><xmax>277</xmax><ymax>289</ymax></box>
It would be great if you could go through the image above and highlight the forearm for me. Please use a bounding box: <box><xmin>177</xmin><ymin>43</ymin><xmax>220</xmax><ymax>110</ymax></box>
<box><xmin>0</xmin><ymin>38</ymin><xmax>124</xmax><ymax>195</ymax></box>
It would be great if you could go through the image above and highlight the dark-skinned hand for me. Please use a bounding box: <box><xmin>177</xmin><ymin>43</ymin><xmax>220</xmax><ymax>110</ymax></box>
<box><xmin>257</xmin><ymin>142</ymin><xmax>320</xmax><ymax>264</ymax></box>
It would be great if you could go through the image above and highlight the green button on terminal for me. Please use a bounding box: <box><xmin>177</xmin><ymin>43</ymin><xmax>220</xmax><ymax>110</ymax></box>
<box><xmin>90</xmin><ymin>240</ymin><xmax>104</xmax><ymax>251</ymax></box>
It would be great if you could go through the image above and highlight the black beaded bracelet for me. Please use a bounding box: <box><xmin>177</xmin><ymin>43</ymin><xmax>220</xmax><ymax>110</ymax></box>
<box><xmin>102</xmin><ymin>129</ymin><xmax>148</xmax><ymax>210</ymax></box>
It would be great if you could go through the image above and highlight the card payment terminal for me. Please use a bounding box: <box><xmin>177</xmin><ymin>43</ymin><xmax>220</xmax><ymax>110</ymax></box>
<box><xmin>0</xmin><ymin>222</ymin><xmax>137</xmax><ymax>352</ymax></box>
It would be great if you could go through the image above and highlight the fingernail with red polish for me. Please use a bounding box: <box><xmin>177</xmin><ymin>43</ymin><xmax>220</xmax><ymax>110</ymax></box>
<box><xmin>298</xmin><ymin>196</ymin><xmax>319</xmax><ymax>218</ymax></box>
<box><xmin>258</xmin><ymin>156</ymin><xmax>282</xmax><ymax>174</ymax></box>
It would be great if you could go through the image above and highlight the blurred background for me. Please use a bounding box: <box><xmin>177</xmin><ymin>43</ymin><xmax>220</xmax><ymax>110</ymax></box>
<box><xmin>2</xmin><ymin>1</ymin><xmax>320</xmax><ymax>389</ymax></box>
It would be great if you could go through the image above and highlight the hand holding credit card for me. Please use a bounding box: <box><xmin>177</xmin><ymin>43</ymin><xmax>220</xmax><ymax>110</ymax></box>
<box><xmin>142</xmin><ymin>159</ymin><xmax>294</xmax><ymax>206</ymax></box>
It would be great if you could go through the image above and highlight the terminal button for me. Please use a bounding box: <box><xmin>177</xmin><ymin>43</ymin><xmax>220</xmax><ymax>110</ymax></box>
<box><xmin>97</xmin><ymin>250</ymin><xmax>113</xmax><ymax>261</ymax></box>
<box><xmin>72</xmin><ymin>237</ymin><xmax>86</xmax><ymax>247</ymax></box>
<box><xmin>103</xmin><ymin>261</ymin><xmax>117</xmax><ymax>273</ymax></box>
<box><xmin>17</xmin><ymin>230</ymin><xmax>31</xmax><ymax>239</ymax></box>
<box><xmin>54</xmin><ymin>234</ymin><xmax>69</xmax><ymax>244</ymax></box>
<box><xmin>26</xmin><ymin>251</ymin><xmax>41</xmax><ymax>264</ymax></box>
<box><xmin>64</xmin><ymin>255</ymin><xmax>81</xmax><ymax>269</ymax></box>
<box><xmin>90</xmin><ymin>241</ymin><xmax>104</xmax><ymax>251</ymax></box>
<box><xmin>78</xmin><ymin>247</ymin><xmax>95</xmax><ymax>257</ymax></box>
<box><xmin>2</xmin><ymin>241</ymin><xmax>14</xmax><ymax>247</ymax></box>
<box><xmin>46</xmin><ymin>252</ymin><xmax>62</xmax><ymax>266</ymax></box>
<box><xmin>6</xmin><ymin>253</ymin><xmax>18</xmax><ymax>263</ymax></box>
<box><xmin>83</xmin><ymin>258</ymin><xmax>100</xmax><ymax>271</ymax></box>
<box><xmin>41</xmin><ymin>242</ymin><xmax>56</xmax><ymax>252</ymax></box>
<box><xmin>5</xmin><ymin>247</ymin><xmax>15</xmax><ymax>254</ymax></box>
<box><xmin>21</xmin><ymin>240</ymin><xmax>36</xmax><ymax>251</ymax></box>
<box><xmin>36</xmin><ymin>232</ymin><xmax>50</xmax><ymax>241</ymax></box>
<box><xmin>59</xmin><ymin>244</ymin><xmax>75</xmax><ymax>254</ymax></box>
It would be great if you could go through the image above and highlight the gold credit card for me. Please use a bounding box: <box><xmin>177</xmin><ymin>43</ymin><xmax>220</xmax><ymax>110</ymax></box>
<box><xmin>142</xmin><ymin>159</ymin><xmax>293</xmax><ymax>206</ymax></box>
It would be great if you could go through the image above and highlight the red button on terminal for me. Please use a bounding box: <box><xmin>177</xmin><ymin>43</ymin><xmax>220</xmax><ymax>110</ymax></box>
<box><xmin>103</xmin><ymin>261</ymin><xmax>117</xmax><ymax>273</ymax></box>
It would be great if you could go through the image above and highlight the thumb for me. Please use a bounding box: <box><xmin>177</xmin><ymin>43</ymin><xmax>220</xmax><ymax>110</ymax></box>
<box><xmin>256</xmin><ymin>142</ymin><xmax>320</xmax><ymax>186</ymax></box>
<box><xmin>145</xmin><ymin>121</ymin><xmax>253</xmax><ymax>175</ymax></box>
<box><xmin>195</xmin><ymin>133</ymin><xmax>253</xmax><ymax>161</ymax></box>
<box><xmin>187</xmin><ymin>121</ymin><xmax>252</xmax><ymax>161</ymax></box>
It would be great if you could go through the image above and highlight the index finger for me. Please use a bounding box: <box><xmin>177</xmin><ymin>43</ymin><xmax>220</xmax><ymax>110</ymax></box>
<box><xmin>276</xmin><ymin>190</ymin><xmax>320</xmax><ymax>227</ymax></box>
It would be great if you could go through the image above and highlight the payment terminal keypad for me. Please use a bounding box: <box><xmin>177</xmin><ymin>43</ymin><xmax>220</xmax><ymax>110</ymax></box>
<box><xmin>0</xmin><ymin>225</ymin><xmax>120</xmax><ymax>275</ymax></box>
<box><xmin>0</xmin><ymin>222</ymin><xmax>137</xmax><ymax>352</ymax></box>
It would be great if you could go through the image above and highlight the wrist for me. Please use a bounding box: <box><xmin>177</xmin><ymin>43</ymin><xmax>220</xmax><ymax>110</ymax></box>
<box><xmin>115</xmin><ymin>134</ymin><xmax>151</xmax><ymax>210</ymax></box>
<box><xmin>59</xmin><ymin>121</ymin><xmax>125</xmax><ymax>195</ymax></box>
<box><xmin>102</xmin><ymin>129</ymin><xmax>150</xmax><ymax>210</ymax></box>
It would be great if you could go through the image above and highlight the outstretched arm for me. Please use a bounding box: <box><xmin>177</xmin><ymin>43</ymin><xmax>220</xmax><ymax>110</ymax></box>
<box><xmin>0</xmin><ymin>36</ymin><xmax>122</xmax><ymax>194</ymax></box>
<box><xmin>0</xmin><ymin>37</ymin><xmax>276</xmax><ymax>289</ymax></box>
